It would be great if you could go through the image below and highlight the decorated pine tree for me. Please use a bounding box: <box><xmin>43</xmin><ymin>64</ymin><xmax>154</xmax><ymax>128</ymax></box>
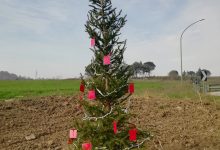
<box><xmin>68</xmin><ymin>0</ymin><xmax>150</xmax><ymax>149</ymax></box>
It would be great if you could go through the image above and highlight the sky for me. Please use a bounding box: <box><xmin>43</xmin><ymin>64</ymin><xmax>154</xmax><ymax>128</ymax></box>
<box><xmin>0</xmin><ymin>0</ymin><xmax>220</xmax><ymax>79</ymax></box>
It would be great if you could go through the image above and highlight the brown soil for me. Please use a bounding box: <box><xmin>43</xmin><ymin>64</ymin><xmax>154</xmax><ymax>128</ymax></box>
<box><xmin>0</xmin><ymin>96</ymin><xmax>220</xmax><ymax>150</ymax></box>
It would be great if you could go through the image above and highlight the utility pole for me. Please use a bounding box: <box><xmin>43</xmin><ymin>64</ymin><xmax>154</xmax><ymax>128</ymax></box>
<box><xmin>35</xmin><ymin>70</ymin><xmax>38</xmax><ymax>80</ymax></box>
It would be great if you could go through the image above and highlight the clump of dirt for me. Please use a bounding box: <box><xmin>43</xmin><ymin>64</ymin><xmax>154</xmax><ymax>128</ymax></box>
<box><xmin>0</xmin><ymin>96</ymin><xmax>220</xmax><ymax>150</ymax></box>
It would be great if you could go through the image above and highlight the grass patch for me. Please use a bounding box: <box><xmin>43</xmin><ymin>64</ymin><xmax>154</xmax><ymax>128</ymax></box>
<box><xmin>0</xmin><ymin>79</ymin><xmax>220</xmax><ymax>101</ymax></box>
<box><xmin>0</xmin><ymin>80</ymin><xmax>80</xmax><ymax>100</ymax></box>
<box><xmin>132</xmin><ymin>79</ymin><xmax>220</xmax><ymax>101</ymax></box>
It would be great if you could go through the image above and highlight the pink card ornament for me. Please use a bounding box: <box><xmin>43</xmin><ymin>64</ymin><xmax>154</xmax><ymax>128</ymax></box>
<box><xmin>82</xmin><ymin>142</ymin><xmax>92</xmax><ymax>150</ymax></box>
<box><xmin>103</xmin><ymin>55</ymin><xmax>111</xmax><ymax>65</ymax></box>
<box><xmin>69</xmin><ymin>129</ymin><xmax>77</xmax><ymax>139</ymax></box>
<box><xmin>88</xmin><ymin>90</ymin><xmax>96</xmax><ymax>100</ymax></box>
<box><xmin>91</xmin><ymin>38</ymin><xmax>95</xmax><ymax>47</ymax></box>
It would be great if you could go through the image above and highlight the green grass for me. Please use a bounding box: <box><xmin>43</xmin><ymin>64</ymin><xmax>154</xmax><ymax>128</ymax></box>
<box><xmin>0</xmin><ymin>80</ymin><xmax>80</xmax><ymax>100</ymax></box>
<box><xmin>0</xmin><ymin>79</ymin><xmax>220</xmax><ymax>101</ymax></box>
<box><xmin>133</xmin><ymin>79</ymin><xmax>220</xmax><ymax>101</ymax></box>
<box><xmin>133</xmin><ymin>80</ymin><xmax>193</xmax><ymax>98</ymax></box>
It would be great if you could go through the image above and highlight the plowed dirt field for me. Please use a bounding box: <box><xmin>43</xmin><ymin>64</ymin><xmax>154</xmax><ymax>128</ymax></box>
<box><xmin>0</xmin><ymin>96</ymin><xmax>220</xmax><ymax>150</ymax></box>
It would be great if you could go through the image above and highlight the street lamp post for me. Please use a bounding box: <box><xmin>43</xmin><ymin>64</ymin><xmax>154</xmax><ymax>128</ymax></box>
<box><xmin>180</xmin><ymin>19</ymin><xmax>205</xmax><ymax>83</ymax></box>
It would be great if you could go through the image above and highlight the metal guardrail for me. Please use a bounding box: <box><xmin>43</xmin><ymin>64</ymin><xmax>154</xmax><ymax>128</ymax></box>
<box><xmin>207</xmin><ymin>84</ymin><xmax>220</xmax><ymax>92</ymax></box>
<box><xmin>193</xmin><ymin>83</ymin><xmax>220</xmax><ymax>93</ymax></box>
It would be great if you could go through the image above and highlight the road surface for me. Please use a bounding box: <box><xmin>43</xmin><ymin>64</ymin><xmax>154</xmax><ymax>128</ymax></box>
<box><xmin>209</xmin><ymin>92</ymin><xmax>220</xmax><ymax>96</ymax></box>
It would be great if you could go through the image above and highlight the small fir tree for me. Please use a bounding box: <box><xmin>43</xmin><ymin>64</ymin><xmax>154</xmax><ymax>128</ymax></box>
<box><xmin>69</xmin><ymin>0</ymin><xmax>150</xmax><ymax>149</ymax></box>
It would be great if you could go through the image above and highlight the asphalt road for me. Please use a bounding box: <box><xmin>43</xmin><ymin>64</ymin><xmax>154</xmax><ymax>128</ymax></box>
<box><xmin>209</xmin><ymin>92</ymin><xmax>220</xmax><ymax>96</ymax></box>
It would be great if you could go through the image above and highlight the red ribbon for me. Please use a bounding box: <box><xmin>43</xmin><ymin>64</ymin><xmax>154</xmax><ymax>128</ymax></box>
<box><xmin>80</xmin><ymin>84</ymin><xmax>85</xmax><ymax>92</ymax></box>
<box><xmin>129</xmin><ymin>128</ymin><xmax>137</xmax><ymax>141</ymax></box>
<box><xmin>67</xmin><ymin>138</ymin><xmax>73</xmax><ymax>144</ymax></box>
<box><xmin>128</xmin><ymin>83</ymin><xmax>134</xmax><ymax>94</ymax></box>
<box><xmin>82</xmin><ymin>142</ymin><xmax>92</xmax><ymax>150</ymax></box>
<box><xmin>113</xmin><ymin>121</ymin><xmax>117</xmax><ymax>134</ymax></box>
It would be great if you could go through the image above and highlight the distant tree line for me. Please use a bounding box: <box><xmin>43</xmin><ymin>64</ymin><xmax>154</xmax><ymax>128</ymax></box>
<box><xmin>0</xmin><ymin>71</ymin><xmax>32</xmax><ymax>80</ymax></box>
<box><xmin>131</xmin><ymin>61</ymin><xmax>156</xmax><ymax>78</ymax></box>
<box><xmin>85</xmin><ymin>61</ymin><xmax>156</xmax><ymax>78</ymax></box>
<box><xmin>85</xmin><ymin>61</ymin><xmax>212</xmax><ymax>81</ymax></box>
<box><xmin>168</xmin><ymin>68</ymin><xmax>211</xmax><ymax>81</ymax></box>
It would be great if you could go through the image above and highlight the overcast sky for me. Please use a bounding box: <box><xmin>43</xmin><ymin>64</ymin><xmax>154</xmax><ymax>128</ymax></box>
<box><xmin>0</xmin><ymin>0</ymin><xmax>220</xmax><ymax>78</ymax></box>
